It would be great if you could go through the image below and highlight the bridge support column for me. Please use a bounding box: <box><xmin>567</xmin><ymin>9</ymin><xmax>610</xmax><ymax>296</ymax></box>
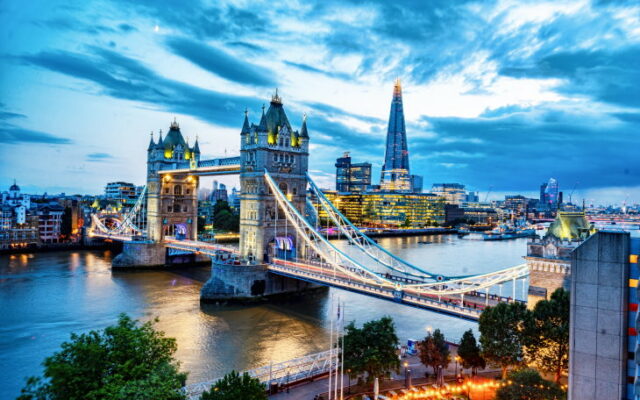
<box><xmin>200</xmin><ymin>260</ymin><xmax>323</xmax><ymax>303</ymax></box>
<box><xmin>112</xmin><ymin>242</ymin><xmax>167</xmax><ymax>268</ymax></box>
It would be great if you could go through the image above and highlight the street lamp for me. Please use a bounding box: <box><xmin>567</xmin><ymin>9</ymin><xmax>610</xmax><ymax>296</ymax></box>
<box><xmin>403</xmin><ymin>362</ymin><xmax>410</xmax><ymax>388</ymax></box>
<box><xmin>454</xmin><ymin>355</ymin><xmax>460</xmax><ymax>378</ymax></box>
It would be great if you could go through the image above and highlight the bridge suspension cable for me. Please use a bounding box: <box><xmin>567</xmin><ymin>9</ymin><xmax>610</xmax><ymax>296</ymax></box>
<box><xmin>89</xmin><ymin>186</ymin><xmax>148</xmax><ymax>239</ymax></box>
<box><xmin>267</xmin><ymin>171</ymin><xmax>528</xmax><ymax>297</ymax></box>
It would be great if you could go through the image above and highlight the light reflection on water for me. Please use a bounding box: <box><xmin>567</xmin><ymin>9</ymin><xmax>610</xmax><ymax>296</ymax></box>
<box><xmin>0</xmin><ymin>234</ymin><xmax>528</xmax><ymax>399</ymax></box>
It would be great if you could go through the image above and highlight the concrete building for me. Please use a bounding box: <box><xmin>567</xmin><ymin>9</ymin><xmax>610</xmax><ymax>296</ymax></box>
<box><xmin>525</xmin><ymin>211</ymin><xmax>595</xmax><ymax>308</ymax></box>
<box><xmin>568</xmin><ymin>231</ymin><xmax>639</xmax><ymax>400</ymax></box>
<box><xmin>35</xmin><ymin>204</ymin><xmax>65</xmax><ymax>243</ymax></box>
<box><xmin>105</xmin><ymin>181</ymin><xmax>137</xmax><ymax>201</ymax></box>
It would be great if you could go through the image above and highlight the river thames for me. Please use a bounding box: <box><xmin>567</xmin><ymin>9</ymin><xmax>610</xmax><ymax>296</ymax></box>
<box><xmin>1</xmin><ymin>234</ymin><xmax>528</xmax><ymax>398</ymax></box>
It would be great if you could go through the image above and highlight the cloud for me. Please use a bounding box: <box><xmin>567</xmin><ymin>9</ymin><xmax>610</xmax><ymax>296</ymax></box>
<box><xmin>283</xmin><ymin>61</ymin><xmax>353</xmax><ymax>81</ymax></box>
<box><xmin>166</xmin><ymin>37</ymin><xmax>276</xmax><ymax>87</ymax></box>
<box><xmin>86</xmin><ymin>152</ymin><xmax>115</xmax><ymax>162</ymax></box>
<box><xmin>0</xmin><ymin>127</ymin><xmax>72</xmax><ymax>144</ymax></box>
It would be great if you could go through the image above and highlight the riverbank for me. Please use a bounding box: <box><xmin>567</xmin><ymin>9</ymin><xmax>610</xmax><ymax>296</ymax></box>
<box><xmin>0</xmin><ymin>240</ymin><xmax>121</xmax><ymax>255</ymax></box>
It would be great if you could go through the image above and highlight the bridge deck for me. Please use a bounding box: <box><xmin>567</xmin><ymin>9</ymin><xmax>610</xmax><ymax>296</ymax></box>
<box><xmin>164</xmin><ymin>238</ymin><xmax>238</xmax><ymax>255</ymax></box>
<box><xmin>267</xmin><ymin>258</ymin><xmax>496</xmax><ymax>321</ymax></box>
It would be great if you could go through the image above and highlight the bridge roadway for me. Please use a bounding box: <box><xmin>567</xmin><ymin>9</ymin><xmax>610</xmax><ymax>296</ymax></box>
<box><xmin>163</xmin><ymin>238</ymin><xmax>239</xmax><ymax>255</ymax></box>
<box><xmin>266</xmin><ymin>258</ymin><xmax>515</xmax><ymax>321</ymax></box>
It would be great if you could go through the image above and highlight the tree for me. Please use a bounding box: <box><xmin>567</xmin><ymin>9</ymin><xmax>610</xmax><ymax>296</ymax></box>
<box><xmin>457</xmin><ymin>329</ymin><xmax>485</xmax><ymax>375</ymax></box>
<box><xmin>402</xmin><ymin>215</ymin><xmax>412</xmax><ymax>228</ymax></box>
<box><xmin>523</xmin><ymin>288</ymin><xmax>569</xmax><ymax>383</ymax></box>
<box><xmin>18</xmin><ymin>314</ymin><xmax>187</xmax><ymax>400</ymax></box>
<box><xmin>212</xmin><ymin>201</ymin><xmax>239</xmax><ymax>232</ymax></box>
<box><xmin>343</xmin><ymin>316</ymin><xmax>400</xmax><ymax>384</ymax></box>
<box><xmin>418</xmin><ymin>329</ymin><xmax>450</xmax><ymax>375</ymax></box>
<box><xmin>478</xmin><ymin>302</ymin><xmax>528</xmax><ymax>379</ymax></box>
<box><xmin>200</xmin><ymin>371</ymin><xmax>266</xmax><ymax>400</ymax></box>
<box><xmin>495</xmin><ymin>369</ymin><xmax>565</xmax><ymax>400</ymax></box>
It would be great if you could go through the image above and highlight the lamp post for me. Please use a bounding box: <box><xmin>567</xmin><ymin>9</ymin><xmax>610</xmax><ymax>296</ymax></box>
<box><xmin>454</xmin><ymin>355</ymin><xmax>460</xmax><ymax>378</ymax></box>
<box><xmin>403</xmin><ymin>361</ymin><xmax>409</xmax><ymax>388</ymax></box>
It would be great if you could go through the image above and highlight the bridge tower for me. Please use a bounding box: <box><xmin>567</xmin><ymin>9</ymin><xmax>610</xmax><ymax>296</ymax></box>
<box><xmin>239</xmin><ymin>92</ymin><xmax>309</xmax><ymax>263</ymax></box>
<box><xmin>146</xmin><ymin>120</ymin><xmax>201</xmax><ymax>242</ymax></box>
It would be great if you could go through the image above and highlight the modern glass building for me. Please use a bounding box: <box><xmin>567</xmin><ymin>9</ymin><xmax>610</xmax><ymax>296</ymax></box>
<box><xmin>335</xmin><ymin>152</ymin><xmax>371</xmax><ymax>192</ymax></box>
<box><xmin>380</xmin><ymin>79</ymin><xmax>412</xmax><ymax>192</ymax></box>
<box><xmin>320</xmin><ymin>191</ymin><xmax>445</xmax><ymax>227</ymax></box>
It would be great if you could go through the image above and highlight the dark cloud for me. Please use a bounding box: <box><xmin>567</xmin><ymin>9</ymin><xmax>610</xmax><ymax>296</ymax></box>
<box><xmin>0</xmin><ymin>111</ymin><xmax>26</xmax><ymax>120</ymax></box>
<box><xmin>226</xmin><ymin>41</ymin><xmax>266</xmax><ymax>53</ymax></box>
<box><xmin>166</xmin><ymin>37</ymin><xmax>276</xmax><ymax>87</ymax></box>
<box><xmin>118</xmin><ymin>23</ymin><xmax>136</xmax><ymax>33</ymax></box>
<box><xmin>0</xmin><ymin>127</ymin><xmax>72</xmax><ymax>144</ymax></box>
<box><xmin>86</xmin><ymin>152</ymin><xmax>114</xmax><ymax>161</ymax></box>
<box><xmin>18</xmin><ymin>47</ymin><xmax>264</xmax><ymax>129</ymax></box>
<box><xmin>283</xmin><ymin>61</ymin><xmax>353</xmax><ymax>81</ymax></box>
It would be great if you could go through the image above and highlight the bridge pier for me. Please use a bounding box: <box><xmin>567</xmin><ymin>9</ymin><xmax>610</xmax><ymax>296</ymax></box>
<box><xmin>112</xmin><ymin>242</ymin><xmax>167</xmax><ymax>268</ymax></box>
<box><xmin>200</xmin><ymin>260</ymin><xmax>323</xmax><ymax>304</ymax></box>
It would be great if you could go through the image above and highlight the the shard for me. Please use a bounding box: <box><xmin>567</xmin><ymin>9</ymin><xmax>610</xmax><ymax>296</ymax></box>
<box><xmin>380</xmin><ymin>79</ymin><xmax>412</xmax><ymax>191</ymax></box>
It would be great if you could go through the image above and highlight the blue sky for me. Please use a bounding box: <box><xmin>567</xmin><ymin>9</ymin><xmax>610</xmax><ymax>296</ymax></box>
<box><xmin>0</xmin><ymin>0</ymin><xmax>638</xmax><ymax>205</ymax></box>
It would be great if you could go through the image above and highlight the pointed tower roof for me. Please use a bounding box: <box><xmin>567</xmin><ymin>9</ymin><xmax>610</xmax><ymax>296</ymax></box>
<box><xmin>148</xmin><ymin>131</ymin><xmax>155</xmax><ymax>151</ymax></box>
<box><xmin>193</xmin><ymin>135</ymin><xmax>201</xmax><ymax>154</ymax></box>
<box><xmin>264</xmin><ymin>90</ymin><xmax>292</xmax><ymax>134</ymax></box>
<box><xmin>163</xmin><ymin>119</ymin><xmax>187</xmax><ymax>149</ymax></box>
<box><xmin>241</xmin><ymin>108</ymin><xmax>251</xmax><ymax>135</ymax></box>
<box><xmin>156</xmin><ymin>129</ymin><xmax>164</xmax><ymax>148</ymax></box>
<box><xmin>299</xmin><ymin>113</ymin><xmax>309</xmax><ymax>138</ymax></box>
<box><xmin>258</xmin><ymin>104</ymin><xmax>267</xmax><ymax>132</ymax></box>
<box><xmin>381</xmin><ymin>78</ymin><xmax>411</xmax><ymax>191</ymax></box>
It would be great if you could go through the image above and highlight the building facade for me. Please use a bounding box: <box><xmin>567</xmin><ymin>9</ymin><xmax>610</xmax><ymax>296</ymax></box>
<box><xmin>238</xmin><ymin>93</ymin><xmax>309</xmax><ymax>263</ymax></box>
<box><xmin>431</xmin><ymin>183</ymin><xmax>467</xmax><ymax>205</ymax></box>
<box><xmin>146</xmin><ymin>120</ymin><xmax>201</xmax><ymax>242</ymax></box>
<box><xmin>335</xmin><ymin>152</ymin><xmax>372</xmax><ymax>192</ymax></box>
<box><xmin>525</xmin><ymin>211</ymin><xmax>595</xmax><ymax>308</ymax></box>
<box><xmin>321</xmin><ymin>191</ymin><xmax>445</xmax><ymax>227</ymax></box>
<box><xmin>0</xmin><ymin>181</ymin><xmax>39</xmax><ymax>249</ymax></box>
<box><xmin>568</xmin><ymin>232</ymin><xmax>639</xmax><ymax>400</ymax></box>
<box><xmin>380</xmin><ymin>79</ymin><xmax>412</xmax><ymax>192</ymax></box>
<box><xmin>105</xmin><ymin>181</ymin><xmax>137</xmax><ymax>202</ymax></box>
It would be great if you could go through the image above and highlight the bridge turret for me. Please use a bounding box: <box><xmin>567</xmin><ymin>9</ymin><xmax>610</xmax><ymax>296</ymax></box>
<box><xmin>239</xmin><ymin>92</ymin><xmax>309</xmax><ymax>263</ymax></box>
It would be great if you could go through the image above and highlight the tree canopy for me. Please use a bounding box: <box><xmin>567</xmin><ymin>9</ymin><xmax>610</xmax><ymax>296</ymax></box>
<box><xmin>495</xmin><ymin>369</ymin><xmax>565</xmax><ymax>400</ymax></box>
<box><xmin>523</xmin><ymin>288</ymin><xmax>570</xmax><ymax>383</ymax></box>
<box><xmin>213</xmin><ymin>201</ymin><xmax>239</xmax><ymax>232</ymax></box>
<box><xmin>457</xmin><ymin>329</ymin><xmax>485</xmax><ymax>375</ymax></box>
<box><xmin>200</xmin><ymin>371</ymin><xmax>266</xmax><ymax>400</ymax></box>
<box><xmin>18</xmin><ymin>314</ymin><xmax>187</xmax><ymax>400</ymax></box>
<box><xmin>343</xmin><ymin>316</ymin><xmax>400</xmax><ymax>384</ymax></box>
<box><xmin>417</xmin><ymin>329</ymin><xmax>450</xmax><ymax>375</ymax></box>
<box><xmin>478</xmin><ymin>302</ymin><xmax>528</xmax><ymax>379</ymax></box>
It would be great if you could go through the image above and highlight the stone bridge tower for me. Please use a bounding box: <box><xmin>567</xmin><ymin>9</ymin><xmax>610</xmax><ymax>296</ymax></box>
<box><xmin>239</xmin><ymin>92</ymin><xmax>309</xmax><ymax>263</ymax></box>
<box><xmin>146</xmin><ymin>120</ymin><xmax>200</xmax><ymax>243</ymax></box>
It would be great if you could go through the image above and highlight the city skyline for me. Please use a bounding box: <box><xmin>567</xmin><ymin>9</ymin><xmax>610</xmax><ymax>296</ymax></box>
<box><xmin>1</xmin><ymin>0</ymin><xmax>639</xmax><ymax>205</ymax></box>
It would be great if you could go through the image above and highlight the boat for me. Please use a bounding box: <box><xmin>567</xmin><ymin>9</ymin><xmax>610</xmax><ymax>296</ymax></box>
<box><xmin>418</xmin><ymin>240</ymin><xmax>432</xmax><ymax>244</ymax></box>
<box><xmin>483</xmin><ymin>227</ymin><xmax>536</xmax><ymax>241</ymax></box>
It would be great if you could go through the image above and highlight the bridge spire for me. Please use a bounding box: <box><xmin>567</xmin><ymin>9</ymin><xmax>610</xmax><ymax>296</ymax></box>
<box><xmin>299</xmin><ymin>113</ymin><xmax>309</xmax><ymax>138</ymax></box>
<box><xmin>193</xmin><ymin>134</ymin><xmax>200</xmax><ymax>154</ymax></box>
<box><xmin>241</xmin><ymin>108</ymin><xmax>251</xmax><ymax>135</ymax></box>
<box><xmin>258</xmin><ymin>104</ymin><xmax>267</xmax><ymax>132</ymax></box>
<box><xmin>157</xmin><ymin>129</ymin><xmax>163</xmax><ymax>147</ymax></box>
<box><xmin>147</xmin><ymin>131</ymin><xmax>155</xmax><ymax>151</ymax></box>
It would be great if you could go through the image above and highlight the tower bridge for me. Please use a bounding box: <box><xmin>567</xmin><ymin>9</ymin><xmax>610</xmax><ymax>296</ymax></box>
<box><xmin>89</xmin><ymin>89</ymin><xmax>529</xmax><ymax>320</ymax></box>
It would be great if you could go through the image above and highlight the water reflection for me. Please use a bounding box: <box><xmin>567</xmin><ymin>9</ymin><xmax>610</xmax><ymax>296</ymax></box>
<box><xmin>0</xmin><ymin>234</ymin><xmax>528</xmax><ymax>399</ymax></box>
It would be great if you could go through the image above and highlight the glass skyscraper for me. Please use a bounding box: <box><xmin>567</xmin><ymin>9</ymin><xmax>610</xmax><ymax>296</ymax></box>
<box><xmin>380</xmin><ymin>79</ymin><xmax>412</xmax><ymax>192</ymax></box>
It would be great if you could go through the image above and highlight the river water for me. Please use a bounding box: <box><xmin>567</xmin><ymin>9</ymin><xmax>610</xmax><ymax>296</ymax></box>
<box><xmin>0</xmin><ymin>234</ymin><xmax>528</xmax><ymax>398</ymax></box>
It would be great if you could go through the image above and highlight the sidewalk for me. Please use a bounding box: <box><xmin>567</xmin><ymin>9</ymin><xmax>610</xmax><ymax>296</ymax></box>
<box><xmin>270</xmin><ymin>354</ymin><xmax>500</xmax><ymax>400</ymax></box>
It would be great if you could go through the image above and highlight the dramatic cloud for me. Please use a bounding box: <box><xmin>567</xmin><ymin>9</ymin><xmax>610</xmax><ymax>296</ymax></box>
<box><xmin>0</xmin><ymin>127</ymin><xmax>72</xmax><ymax>145</ymax></box>
<box><xmin>86</xmin><ymin>152</ymin><xmax>115</xmax><ymax>162</ymax></box>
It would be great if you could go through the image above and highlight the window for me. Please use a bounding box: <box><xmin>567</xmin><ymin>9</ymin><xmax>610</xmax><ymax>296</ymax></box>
<box><xmin>183</xmin><ymin>206</ymin><xmax>188</xmax><ymax>212</ymax></box>
<box><xmin>293</xmin><ymin>187</ymin><xmax>297</xmax><ymax>195</ymax></box>
<box><xmin>174</xmin><ymin>185</ymin><xmax>182</xmax><ymax>195</ymax></box>
<box><xmin>167</xmin><ymin>206</ymin><xmax>172</xmax><ymax>212</ymax></box>
<box><xmin>186</xmin><ymin>189</ymin><xmax>190</xmax><ymax>194</ymax></box>
<box><xmin>164</xmin><ymin>188</ymin><xmax>169</xmax><ymax>194</ymax></box>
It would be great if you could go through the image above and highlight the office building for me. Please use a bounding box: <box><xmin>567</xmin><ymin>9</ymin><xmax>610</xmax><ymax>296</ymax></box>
<box><xmin>380</xmin><ymin>79</ymin><xmax>412</xmax><ymax>192</ymax></box>
<box><xmin>411</xmin><ymin>175</ymin><xmax>423</xmax><ymax>193</ymax></box>
<box><xmin>335</xmin><ymin>152</ymin><xmax>372</xmax><ymax>192</ymax></box>
<box><xmin>211</xmin><ymin>181</ymin><xmax>228</xmax><ymax>203</ymax></box>
<box><xmin>105</xmin><ymin>181</ymin><xmax>137</xmax><ymax>201</ymax></box>
<box><xmin>321</xmin><ymin>191</ymin><xmax>445</xmax><ymax>227</ymax></box>
<box><xmin>431</xmin><ymin>183</ymin><xmax>467</xmax><ymax>205</ymax></box>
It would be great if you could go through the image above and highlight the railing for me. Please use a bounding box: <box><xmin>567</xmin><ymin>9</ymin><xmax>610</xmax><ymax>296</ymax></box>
<box><xmin>198</xmin><ymin>156</ymin><xmax>241</xmax><ymax>167</ymax></box>
<box><xmin>182</xmin><ymin>349</ymin><xmax>337</xmax><ymax>399</ymax></box>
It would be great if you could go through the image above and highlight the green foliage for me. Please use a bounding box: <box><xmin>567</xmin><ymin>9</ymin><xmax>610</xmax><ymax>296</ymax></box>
<box><xmin>200</xmin><ymin>371</ymin><xmax>266</xmax><ymax>400</ymax></box>
<box><xmin>457</xmin><ymin>329</ymin><xmax>485</xmax><ymax>375</ymax></box>
<box><xmin>417</xmin><ymin>329</ymin><xmax>450</xmax><ymax>375</ymax></box>
<box><xmin>478</xmin><ymin>302</ymin><xmax>528</xmax><ymax>379</ymax></box>
<box><xmin>343</xmin><ymin>316</ymin><xmax>400</xmax><ymax>383</ymax></box>
<box><xmin>402</xmin><ymin>215</ymin><xmax>412</xmax><ymax>228</ymax></box>
<box><xmin>495</xmin><ymin>369</ymin><xmax>565</xmax><ymax>400</ymax></box>
<box><xmin>197</xmin><ymin>215</ymin><xmax>207</xmax><ymax>234</ymax></box>
<box><xmin>523</xmin><ymin>288</ymin><xmax>569</xmax><ymax>383</ymax></box>
<box><xmin>18</xmin><ymin>314</ymin><xmax>187</xmax><ymax>400</ymax></box>
<box><xmin>212</xmin><ymin>201</ymin><xmax>239</xmax><ymax>232</ymax></box>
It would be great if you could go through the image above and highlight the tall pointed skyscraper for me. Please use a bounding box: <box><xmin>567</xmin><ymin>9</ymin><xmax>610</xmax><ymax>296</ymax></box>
<box><xmin>380</xmin><ymin>79</ymin><xmax>412</xmax><ymax>191</ymax></box>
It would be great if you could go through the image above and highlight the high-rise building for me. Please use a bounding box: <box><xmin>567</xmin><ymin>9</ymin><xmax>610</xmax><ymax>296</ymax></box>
<box><xmin>335</xmin><ymin>152</ymin><xmax>371</xmax><ymax>193</ymax></box>
<box><xmin>211</xmin><ymin>181</ymin><xmax>228</xmax><ymax>203</ymax></box>
<box><xmin>431</xmin><ymin>183</ymin><xmax>467</xmax><ymax>205</ymax></box>
<box><xmin>568</xmin><ymin>231</ymin><xmax>639</xmax><ymax>400</ymax></box>
<box><xmin>380</xmin><ymin>79</ymin><xmax>411</xmax><ymax>192</ymax></box>
<box><xmin>105</xmin><ymin>181</ymin><xmax>137</xmax><ymax>202</ymax></box>
<box><xmin>411</xmin><ymin>175</ymin><xmax>423</xmax><ymax>193</ymax></box>
<box><xmin>540</xmin><ymin>178</ymin><xmax>561</xmax><ymax>210</ymax></box>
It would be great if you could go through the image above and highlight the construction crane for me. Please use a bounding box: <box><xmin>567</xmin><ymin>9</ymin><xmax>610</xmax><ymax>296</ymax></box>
<box><xmin>569</xmin><ymin>181</ymin><xmax>579</xmax><ymax>204</ymax></box>
<box><xmin>484</xmin><ymin>185</ymin><xmax>493</xmax><ymax>203</ymax></box>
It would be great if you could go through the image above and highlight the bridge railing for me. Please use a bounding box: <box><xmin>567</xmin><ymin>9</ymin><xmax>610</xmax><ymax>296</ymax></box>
<box><xmin>182</xmin><ymin>349</ymin><xmax>337</xmax><ymax>399</ymax></box>
<box><xmin>198</xmin><ymin>156</ymin><xmax>241</xmax><ymax>167</ymax></box>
